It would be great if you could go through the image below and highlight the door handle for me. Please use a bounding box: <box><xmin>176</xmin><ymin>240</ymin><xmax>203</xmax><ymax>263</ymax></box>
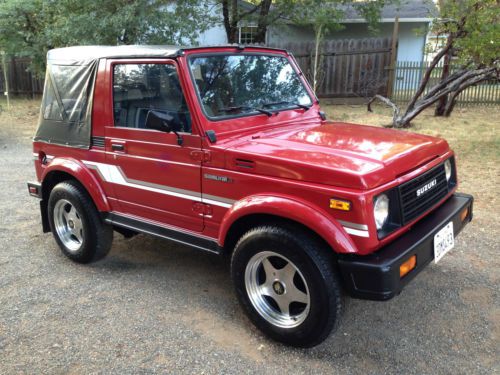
<box><xmin>111</xmin><ymin>143</ymin><xmax>125</xmax><ymax>152</ymax></box>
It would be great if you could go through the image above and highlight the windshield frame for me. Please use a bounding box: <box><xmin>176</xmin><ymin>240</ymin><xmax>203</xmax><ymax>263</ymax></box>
<box><xmin>186</xmin><ymin>52</ymin><xmax>315</xmax><ymax>122</ymax></box>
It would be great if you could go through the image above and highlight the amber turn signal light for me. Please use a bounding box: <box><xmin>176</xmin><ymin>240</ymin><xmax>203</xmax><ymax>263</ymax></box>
<box><xmin>460</xmin><ymin>207</ymin><xmax>469</xmax><ymax>222</ymax></box>
<box><xmin>399</xmin><ymin>255</ymin><xmax>417</xmax><ymax>278</ymax></box>
<box><xmin>329</xmin><ymin>199</ymin><xmax>351</xmax><ymax>211</ymax></box>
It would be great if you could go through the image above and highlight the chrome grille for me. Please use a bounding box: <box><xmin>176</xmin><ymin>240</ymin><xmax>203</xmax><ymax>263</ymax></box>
<box><xmin>398</xmin><ymin>163</ymin><xmax>449</xmax><ymax>224</ymax></box>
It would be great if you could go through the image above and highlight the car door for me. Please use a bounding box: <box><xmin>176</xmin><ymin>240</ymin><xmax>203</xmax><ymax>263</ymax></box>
<box><xmin>104</xmin><ymin>60</ymin><xmax>203</xmax><ymax>232</ymax></box>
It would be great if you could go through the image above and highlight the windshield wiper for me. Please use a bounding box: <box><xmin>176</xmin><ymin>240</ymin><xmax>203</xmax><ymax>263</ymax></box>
<box><xmin>218</xmin><ymin>105</ymin><xmax>273</xmax><ymax>117</ymax></box>
<box><xmin>262</xmin><ymin>100</ymin><xmax>312</xmax><ymax>111</ymax></box>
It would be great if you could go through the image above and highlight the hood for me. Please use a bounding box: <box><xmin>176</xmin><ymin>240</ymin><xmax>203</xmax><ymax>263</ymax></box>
<box><xmin>224</xmin><ymin>122</ymin><xmax>450</xmax><ymax>189</ymax></box>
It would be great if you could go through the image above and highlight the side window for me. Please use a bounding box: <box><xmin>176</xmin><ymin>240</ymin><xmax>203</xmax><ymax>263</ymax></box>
<box><xmin>112</xmin><ymin>63</ymin><xmax>192</xmax><ymax>133</ymax></box>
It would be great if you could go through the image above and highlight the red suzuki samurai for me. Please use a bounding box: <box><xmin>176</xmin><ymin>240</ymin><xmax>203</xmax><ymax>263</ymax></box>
<box><xmin>28</xmin><ymin>45</ymin><xmax>473</xmax><ymax>347</ymax></box>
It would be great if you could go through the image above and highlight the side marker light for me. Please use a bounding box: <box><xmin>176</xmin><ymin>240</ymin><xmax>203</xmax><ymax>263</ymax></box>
<box><xmin>400</xmin><ymin>255</ymin><xmax>417</xmax><ymax>278</ymax></box>
<box><xmin>329</xmin><ymin>199</ymin><xmax>351</xmax><ymax>211</ymax></box>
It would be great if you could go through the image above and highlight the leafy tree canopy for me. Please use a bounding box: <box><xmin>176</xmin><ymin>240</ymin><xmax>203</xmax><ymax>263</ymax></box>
<box><xmin>434</xmin><ymin>0</ymin><xmax>499</xmax><ymax>67</ymax></box>
<box><xmin>0</xmin><ymin>0</ymin><xmax>216</xmax><ymax>75</ymax></box>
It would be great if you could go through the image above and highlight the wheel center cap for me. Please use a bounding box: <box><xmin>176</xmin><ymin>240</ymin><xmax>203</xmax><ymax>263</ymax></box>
<box><xmin>273</xmin><ymin>281</ymin><xmax>285</xmax><ymax>295</ymax></box>
<box><xmin>68</xmin><ymin>220</ymin><xmax>74</xmax><ymax>229</ymax></box>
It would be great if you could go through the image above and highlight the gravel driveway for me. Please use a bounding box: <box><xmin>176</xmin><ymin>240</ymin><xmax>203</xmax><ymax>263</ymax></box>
<box><xmin>0</xmin><ymin>105</ymin><xmax>498</xmax><ymax>374</ymax></box>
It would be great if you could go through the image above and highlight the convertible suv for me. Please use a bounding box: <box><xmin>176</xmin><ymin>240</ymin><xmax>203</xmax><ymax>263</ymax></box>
<box><xmin>28</xmin><ymin>45</ymin><xmax>473</xmax><ymax>347</ymax></box>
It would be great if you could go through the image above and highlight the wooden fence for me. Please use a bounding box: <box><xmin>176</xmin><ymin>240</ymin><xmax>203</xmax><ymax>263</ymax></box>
<box><xmin>2</xmin><ymin>52</ymin><xmax>499</xmax><ymax>107</ymax></box>
<box><xmin>0</xmin><ymin>58</ymin><xmax>44</xmax><ymax>97</ymax></box>
<box><xmin>270</xmin><ymin>37</ymin><xmax>393</xmax><ymax>98</ymax></box>
<box><xmin>392</xmin><ymin>61</ymin><xmax>500</xmax><ymax>106</ymax></box>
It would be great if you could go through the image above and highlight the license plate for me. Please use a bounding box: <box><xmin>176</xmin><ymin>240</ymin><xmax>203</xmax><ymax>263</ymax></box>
<box><xmin>434</xmin><ymin>221</ymin><xmax>455</xmax><ymax>263</ymax></box>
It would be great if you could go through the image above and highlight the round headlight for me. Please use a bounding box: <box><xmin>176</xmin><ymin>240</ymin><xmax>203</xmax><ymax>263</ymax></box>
<box><xmin>444</xmin><ymin>159</ymin><xmax>452</xmax><ymax>181</ymax></box>
<box><xmin>374</xmin><ymin>194</ymin><xmax>390</xmax><ymax>230</ymax></box>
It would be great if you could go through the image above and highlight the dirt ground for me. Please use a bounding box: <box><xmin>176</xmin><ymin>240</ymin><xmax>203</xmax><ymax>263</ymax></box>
<box><xmin>0</xmin><ymin>99</ymin><xmax>498</xmax><ymax>374</ymax></box>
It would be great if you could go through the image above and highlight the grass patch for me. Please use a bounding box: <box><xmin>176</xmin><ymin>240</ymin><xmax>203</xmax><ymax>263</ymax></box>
<box><xmin>0</xmin><ymin>98</ymin><xmax>41</xmax><ymax>141</ymax></box>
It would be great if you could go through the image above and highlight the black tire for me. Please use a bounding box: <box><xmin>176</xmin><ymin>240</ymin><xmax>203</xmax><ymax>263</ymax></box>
<box><xmin>48</xmin><ymin>180</ymin><xmax>113</xmax><ymax>263</ymax></box>
<box><xmin>230</xmin><ymin>225</ymin><xmax>343</xmax><ymax>347</ymax></box>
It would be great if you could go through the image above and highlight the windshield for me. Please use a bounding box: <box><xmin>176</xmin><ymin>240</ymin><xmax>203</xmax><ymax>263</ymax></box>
<box><xmin>188</xmin><ymin>54</ymin><xmax>313</xmax><ymax>119</ymax></box>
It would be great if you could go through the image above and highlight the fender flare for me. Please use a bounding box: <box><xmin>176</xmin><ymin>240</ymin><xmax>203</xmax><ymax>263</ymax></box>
<box><xmin>41</xmin><ymin>157</ymin><xmax>111</xmax><ymax>212</ymax></box>
<box><xmin>218</xmin><ymin>195</ymin><xmax>359</xmax><ymax>254</ymax></box>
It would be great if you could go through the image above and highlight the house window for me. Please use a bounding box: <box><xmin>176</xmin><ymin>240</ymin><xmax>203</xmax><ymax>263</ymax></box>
<box><xmin>239</xmin><ymin>26</ymin><xmax>258</xmax><ymax>44</ymax></box>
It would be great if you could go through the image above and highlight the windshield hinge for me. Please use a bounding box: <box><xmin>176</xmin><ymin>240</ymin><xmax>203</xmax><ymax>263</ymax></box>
<box><xmin>205</xmin><ymin>130</ymin><xmax>217</xmax><ymax>143</ymax></box>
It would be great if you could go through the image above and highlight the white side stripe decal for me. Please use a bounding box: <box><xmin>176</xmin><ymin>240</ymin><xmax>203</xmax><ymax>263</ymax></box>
<box><xmin>82</xmin><ymin>160</ymin><xmax>369</xmax><ymax>237</ymax></box>
<box><xmin>82</xmin><ymin>161</ymin><xmax>234</xmax><ymax>208</ymax></box>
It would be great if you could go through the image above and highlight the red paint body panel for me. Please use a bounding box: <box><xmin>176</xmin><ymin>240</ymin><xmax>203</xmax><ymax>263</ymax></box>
<box><xmin>32</xmin><ymin>46</ymin><xmax>458</xmax><ymax>256</ymax></box>
<box><xmin>37</xmin><ymin>156</ymin><xmax>110</xmax><ymax>212</ymax></box>
<box><xmin>218</xmin><ymin>195</ymin><xmax>358</xmax><ymax>254</ymax></box>
<box><xmin>223</xmin><ymin>121</ymin><xmax>448</xmax><ymax>189</ymax></box>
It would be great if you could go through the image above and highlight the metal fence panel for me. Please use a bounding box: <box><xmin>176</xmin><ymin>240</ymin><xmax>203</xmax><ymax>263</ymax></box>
<box><xmin>392</xmin><ymin>61</ymin><xmax>500</xmax><ymax>106</ymax></box>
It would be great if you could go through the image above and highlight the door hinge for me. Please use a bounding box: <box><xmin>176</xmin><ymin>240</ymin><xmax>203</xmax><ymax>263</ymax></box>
<box><xmin>190</xmin><ymin>150</ymin><xmax>211</xmax><ymax>163</ymax></box>
<box><xmin>192</xmin><ymin>202</ymin><xmax>213</xmax><ymax>216</ymax></box>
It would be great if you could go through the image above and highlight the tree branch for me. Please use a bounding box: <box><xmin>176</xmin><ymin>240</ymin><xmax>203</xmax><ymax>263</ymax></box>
<box><xmin>406</xmin><ymin>12</ymin><xmax>470</xmax><ymax>112</ymax></box>
<box><xmin>237</xmin><ymin>2</ymin><xmax>261</xmax><ymax>22</ymax></box>
<box><xmin>230</xmin><ymin>0</ymin><xmax>238</xmax><ymax>28</ymax></box>
<box><xmin>406</xmin><ymin>36</ymin><xmax>454</xmax><ymax>111</ymax></box>
<box><xmin>367</xmin><ymin>95</ymin><xmax>401</xmax><ymax>126</ymax></box>
<box><xmin>422</xmin><ymin>69</ymin><xmax>467</xmax><ymax>99</ymax></box>
<box><xmin>221</xmin><ymin>0</ymin><xmax>231</xmax><ymax>36</ymax></box>
<box><xmin>399</xmin><ymin>67</ymin><xmax>497</xmax><ymax>126</ymax></box>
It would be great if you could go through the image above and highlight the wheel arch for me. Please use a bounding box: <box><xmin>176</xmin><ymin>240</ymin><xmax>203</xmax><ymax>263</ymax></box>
<box><xmin>41</xmin><ymin>158</ymin><xmax>110</xmax><ymax>212</ymax></box>
<box><xmin>219</xmin><ymin>195</ymin><xmax>359</xmax><ymax>255</ymax></box>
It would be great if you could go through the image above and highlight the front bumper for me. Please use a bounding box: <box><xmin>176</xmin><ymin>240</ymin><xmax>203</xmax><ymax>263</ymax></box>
<box><xmin>338</xmin><ymin>193</ymin><xmax>473</xmax><ymax>301</ymax></box>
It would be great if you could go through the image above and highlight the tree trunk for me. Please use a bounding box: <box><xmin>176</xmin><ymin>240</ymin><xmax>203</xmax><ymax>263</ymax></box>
<box><xmin>443</xmin><ymin>85</ymin><xmax>469</xmax><ymax>116</ymax></box>
<box><xmin>405</xmin><ymin>37</ymin><xmax>453</xmax><ymax>113</ymax></box>
<box><xmin>222</xmin><ymin>0</ymin><xmax>267</xmax><ymax>44</ymax></box>
<box><xmin>312</xmin><ymin>24</ymin><xmax>323</xmax><ymax>92</ymax></box>
<box><xmin>253</xmin><ymin>0</ymin><xmax>272</xmax><ymax>44</ymax></box>
<box><xmin>443</xmin><ymin>91</ymin><xmax>459</xmax><ymax>116</ymax></box>
<box><xmin>435</xmin><ymin>40</ymin><xmax>452</xmax><ymax>116</ymax></box>
<box><xmin>222</xmin><ymin>0</ymin><xmax>239</xmax><ymax>43</ymax></box>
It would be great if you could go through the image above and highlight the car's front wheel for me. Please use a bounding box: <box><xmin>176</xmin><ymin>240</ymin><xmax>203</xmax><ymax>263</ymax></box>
<box><xmin>231</xmin><ymin>225</ymin><xmax>343</xmax><ymax>347</ymax></box>
<box><xmin>48</xmin><ymin>180</ymin><xmax>113</xmax><ymax>263</ymax></box>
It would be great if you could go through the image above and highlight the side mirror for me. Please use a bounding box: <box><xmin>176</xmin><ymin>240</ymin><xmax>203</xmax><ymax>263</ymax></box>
<box><xmin>145</xmin><ymin>110</ymin><xmax>184</xmax><ymax>146</ymax></box>
<box><xmin>145</xmin><ymin>110</ymin><xmax>174</xmax><ymax>132</ymax></box>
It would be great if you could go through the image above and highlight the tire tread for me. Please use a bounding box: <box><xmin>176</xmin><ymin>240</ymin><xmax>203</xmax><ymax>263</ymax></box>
<box><xmin>48</xmin><ymin>180</ymin><xmax>113</xmax><ymax>263</ymax></box>
<box><xmin>231</xmin><ymin>224</ymin><xmax>343</xmax><ymax>347</ymax></box>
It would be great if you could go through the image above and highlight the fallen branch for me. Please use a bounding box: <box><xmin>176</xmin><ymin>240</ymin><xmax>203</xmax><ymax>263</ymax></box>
<box><xmin>368</xmin><ymin>66</ymin><xmax>498</xmax><ymax>128</ymax></box>
<box><xmin>367</xmin><ymin>95</ymin><xmax>401</xmax><ymax>126</ymax></box>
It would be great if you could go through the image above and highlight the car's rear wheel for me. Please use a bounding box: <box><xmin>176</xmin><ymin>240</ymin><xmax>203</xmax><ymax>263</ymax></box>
<box><xmin>48</xmin><ymin>180</ymin><xmax>113</xmax><ymax>263</ymax></box>
<box><xmin>231</xmin><ymin>225</ymin><xmax>343</xmax><ymax>347</ymax></box>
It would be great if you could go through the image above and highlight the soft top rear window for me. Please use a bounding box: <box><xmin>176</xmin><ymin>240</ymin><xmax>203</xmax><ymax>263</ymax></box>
<box><xmin>35</xmin><ymin>60</ymin><xmax>97</xmax><ymax>148</ymax></box>
<box><xmin>42</xmin><ymin>64</ymin><xmax>92</xmax><ymax>122</ymax></box>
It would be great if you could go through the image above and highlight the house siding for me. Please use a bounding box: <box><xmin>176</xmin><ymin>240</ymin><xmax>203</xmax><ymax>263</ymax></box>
<box><xmin>197</xmin><ymin>24</ymin><xmax>228</xmax><ymax>45</ymax></box>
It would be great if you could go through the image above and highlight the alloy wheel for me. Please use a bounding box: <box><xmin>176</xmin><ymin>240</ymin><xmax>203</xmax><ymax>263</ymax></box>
<box><xmin>244</xmin><ymin>251</ymin><xmax>310</xmax><ymax>328</ymax></box>
<box><xmin>53</xmin><ymin>199</ymin><xmax>84</xmax><ymax>252</ymax></box>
